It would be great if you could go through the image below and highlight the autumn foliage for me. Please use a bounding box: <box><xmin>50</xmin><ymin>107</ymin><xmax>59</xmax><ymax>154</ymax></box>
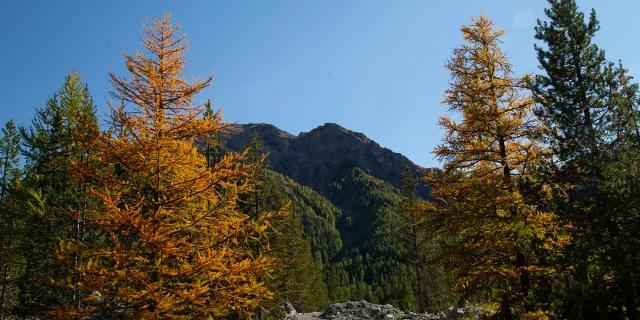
<box><xmin>427</xmin><ymin>15</ymin><xmax>566</xmax><ymax>319</ymax></box>
<box><xmin>49</xmin><ymin>14</ymin><xmax>283</xmax><ymax>318</ymax></box>
<box><xmin>1</xmin><ymin>2</ymin><xmax>638</xmax><ymax>318</ymax></box>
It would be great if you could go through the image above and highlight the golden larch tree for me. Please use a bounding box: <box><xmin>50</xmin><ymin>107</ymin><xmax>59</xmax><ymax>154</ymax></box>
<box><xmin>49</xmin><ymin>14</ymin><xmax>284</xmax><ymax>319</ymax></box>
<box><xmin>427</xmin><ymin>15</ymin><xmax>566</xmax><ymax>319</ymax></box>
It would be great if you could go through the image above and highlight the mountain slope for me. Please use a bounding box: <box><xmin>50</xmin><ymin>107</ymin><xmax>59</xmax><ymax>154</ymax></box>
<box><xmin>220</xmin><ymin>123</ymin><xmax>426</xmax><ymax>196</ymax></box>
<box><xmin>218</xmin><ymin>123</ymin><xmax>450</xmax><ymax>311</ymax></box>
<box><xmin>263</xmin><ymin>170</ymin><xmax>343</xmax><ymax>265</ymax></box>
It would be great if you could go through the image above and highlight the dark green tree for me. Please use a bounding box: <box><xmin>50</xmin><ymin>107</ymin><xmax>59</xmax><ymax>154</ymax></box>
<box><xmin>326</xmin><ymin>167</ymin><xmax>416</xmax><ymax>310</ymax></box>
<box><xmin>241</xmin><ymin>133</ymin><xmax>330</xmax><ymax>313</ymax></box>
<box><xmin>202</xmin><ymin>100</ymin><xmax>222</xmax><ymax>168</ymax></box>
<box><xmin>531</xmin><ymin>1</ymin><xmax>640</xmax><ymax>317</ymax></box>
<box><xmin>16</xmin><ymin>71</ymin><xmax>98</xmax><ymax>317</ymax></box>
<box><xmin>398</xmin><ymin>164</ymin><xmax>426</xmax><ymax>312</ymax></box>
<box><xmin>531</xmin><ymin>0</ymin><xmax>635</xmax><ymax>168</ymax></box>
<box><xmin>264</xmin><ymin>172</ymin><xmax>331</xmax><ymax>313</ymax></box>
<box><xmin>396</xmin><ymin>164</ymin><xmax>451</xmax><ymax>313</ymax></box>
<box><xmin>0</xmin><ymin>120</ymin><xmax>23</xmax><ymax>317</ymax></box>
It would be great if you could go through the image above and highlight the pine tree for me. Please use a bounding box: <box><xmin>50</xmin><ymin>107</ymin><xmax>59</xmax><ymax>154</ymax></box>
<box><xmin>531</xmin><ymin>0</ymin><xmax>640</xmax><ymax>317</ymax></box>
<box><xmin>0</xmin><ymin>120</ymin><xmax>22</xmax><ymax>317</ymax></box>
<box><xmin>50</xmin><ymin>14</ymin><xmax>282</xmax><ymax>318</ymax></box>
<box><xmin>428</xmin><ymin>14</ymin><xmax>565</xmax><ymax>319</ymax></box>
<box><xmin>532</xmin><ymin>0</ymin><xmax>616</xmax><ymax>168</ymax></box>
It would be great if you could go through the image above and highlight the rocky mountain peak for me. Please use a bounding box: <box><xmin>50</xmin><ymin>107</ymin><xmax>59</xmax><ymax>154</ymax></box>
<box><xmin>302</xmin><ymin>123</ymin><xmax>371</xmax><ymax>145</ymax></box>
<box><xmin>219</xmin><ymin>122</ymin><xmax>428</xmax><ymax>196</ymax></box>
<box><xmin>227</xmin><ymin>122</ymin><xmax>295</xmax><ymax>140</ymax></box>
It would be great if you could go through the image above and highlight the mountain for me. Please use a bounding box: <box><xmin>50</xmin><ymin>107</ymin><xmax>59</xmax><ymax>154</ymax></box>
<box><xmin>218</xmin><ymin>123</ymin><xmax>451</xmax><ymax>312</ymax></box>
<box><xmin>219</xmin><ymin>123</ymin><xmax>427</xmax><ymax>196</ymax></box>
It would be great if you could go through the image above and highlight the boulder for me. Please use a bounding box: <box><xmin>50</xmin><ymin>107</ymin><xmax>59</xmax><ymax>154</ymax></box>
<box><xmin>290</xmin><ymin>300</ymin><xmax>493</xmax><ymax>320</ymax></box>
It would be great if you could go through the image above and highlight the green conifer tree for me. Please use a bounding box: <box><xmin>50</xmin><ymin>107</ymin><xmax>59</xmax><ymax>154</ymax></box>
<box><xmin>397</xmin><ymin>164</ymin><xmax>427</xmax><ymax>313</ymax></box>
<box><xmin>397</xmin><ymin>164</ymin><xmax>451</xmax><ymax>313</ymax></box>
<box><xmin>241</xmin><ymin>133</ymin><xmax>330</xmax><ymax>313</ymax></box>
<box><xmin>0</xmin><ymin>120</ymin><xmax>23</xmax><ymax>317</ymax></box>
<box><xmin>17</xmin><ymin>71</ymin><xmax>98</xmax><ymax>316</ymax></box>
<box><xmin>531</xmin><ymin>1</ymin><xmax>640</xmax><ymax>317</ymax></box>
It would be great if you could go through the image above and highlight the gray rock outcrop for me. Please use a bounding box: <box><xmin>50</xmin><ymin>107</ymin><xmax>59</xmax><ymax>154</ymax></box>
<box><xmin>286</xmin><ymin>300</ymin><xmax>493</xmax><ymax>320</ymax></box>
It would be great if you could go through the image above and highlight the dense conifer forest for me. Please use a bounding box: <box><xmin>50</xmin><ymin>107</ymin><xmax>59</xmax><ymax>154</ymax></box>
<box><xmin>1</xmin><ymin>0</ymin><xmax>639</xmax><ymax>318</ymax></box>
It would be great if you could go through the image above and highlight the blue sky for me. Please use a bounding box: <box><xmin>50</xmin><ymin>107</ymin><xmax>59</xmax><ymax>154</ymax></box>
<box><xmin>1</xmin><ymin>1</ymin><xmax>639</xmax><ymax>167</ymax></box>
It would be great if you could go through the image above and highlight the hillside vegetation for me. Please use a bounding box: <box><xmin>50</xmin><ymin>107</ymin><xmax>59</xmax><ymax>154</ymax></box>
<box><xmin>1</xmin><ymin>1</ymin><xmax>639</xmax><ymax>318</ymax></box>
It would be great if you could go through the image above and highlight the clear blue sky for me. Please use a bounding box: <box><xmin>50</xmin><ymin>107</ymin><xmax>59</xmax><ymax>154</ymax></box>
<box><xmin>1</xmin><ymin>1</ymin><xmax>639</xmax><ymax>168</ymax></box>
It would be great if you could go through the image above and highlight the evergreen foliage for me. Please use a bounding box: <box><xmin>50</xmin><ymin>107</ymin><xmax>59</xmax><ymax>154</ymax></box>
<box><xmin>396</xmin><ymin>164</ymin><xmax>451</xmax><ymax>313</ymax></box>
<box><xmin>0</xmin><ymin>120</ymin><xmax>23</xmax><ymax>317</ymax></box>
<box><xmin>13</xmin><ymin>70</ymin><xmax>99</xmax><ymax>317</ymax></box>
<box><xmin>326</xmin><ymin>166</ymin><xmax>415</xmax><ymax>310</ymax></box>
<box><xmin>2</xmin><ymin>5</ymin><xmax>640</xmax><ymax>319</ymax></box>
<box><xmin>240</xmin><ymin>133</ymin><xmax>331</xmax><ymax>313</ymax></box>
<box><xmin>262</xmin><ymin>171</ymin><xmax>331</xmax><ymax>313</ymax></box>
<box><xmin>531</xmin><ymin>0</ymin><xmax>640</xmax><ymax>317</ymax></box>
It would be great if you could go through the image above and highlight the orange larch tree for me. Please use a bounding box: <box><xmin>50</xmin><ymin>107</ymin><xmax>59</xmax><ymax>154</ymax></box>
<box><xmin>427</xmin><ymin>15</ymin><xmax>566</xmax><ymax>319</ymax></box>
<box><xmin>49</xmin><ymin>14</ymin><xmax>284</xmax><ymax>319</ymax></box>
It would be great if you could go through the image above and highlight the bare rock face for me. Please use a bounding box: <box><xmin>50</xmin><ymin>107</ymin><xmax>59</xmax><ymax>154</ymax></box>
<box><xmin>219</xmin><ymin>123</ymin><xmax>430</xmax><ymax>197</ymax></box>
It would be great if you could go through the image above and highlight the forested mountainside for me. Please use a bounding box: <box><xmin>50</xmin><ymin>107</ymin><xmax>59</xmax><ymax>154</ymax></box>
<box><xmin>3</xmin><ymin>1</ymin><xmax>640</xmax><ymax>318</ymax></box>
<box><xmin>220</xmin><ymin>124</ymin><xmax>451</xmax><ymax>312</ymax></box>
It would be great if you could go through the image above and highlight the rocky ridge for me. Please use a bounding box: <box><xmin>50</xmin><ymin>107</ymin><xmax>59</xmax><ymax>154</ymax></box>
<box><xmin>219</xmin><ymin>123</ymin><xmax>429</xmax><ymax>197</ymax></box>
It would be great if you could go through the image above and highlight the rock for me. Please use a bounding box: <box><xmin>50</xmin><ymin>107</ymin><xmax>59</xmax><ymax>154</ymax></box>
<box><xmin>278</xmin><ymin>301</ymin><xmax>297</xmax><ymax>320</ymax></box>
<box><xmin>291</xmin><ymin>300</ymin><xmax>493</xmax><ymax>320</ymax></box>
<box><xmin>318</xmin><ymin>300</ymin><xmax>405</xmax><ymax>320</ymax></box>
<box><xmin>219</xmin><ymin>123</ymin><xmax>432</xmax><ymax>197</ymax></box>
<box><xmin>283</xmin><ymin>301</ymin><xmax>297</xmax><ymax>316</ymax></box>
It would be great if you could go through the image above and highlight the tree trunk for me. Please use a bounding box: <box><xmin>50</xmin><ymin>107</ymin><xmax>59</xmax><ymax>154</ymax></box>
<box><xmin>416</xmin><ymin>263</ymin><xmax>424</xmax><ymax>313</ymax></box>
<box><xmin>0</xmin><ymin>227</ymin><xmax>11</xmax><ymax>316</ymax></box>
<box><xmin>0</xmin><ymin>150</ymin><xmax>11</xmax><ymax>314</ymax></box>
<box><xmin>516</xmin><ymin>248</ymin><xmax>531</xmax><ymax>313</ymax></box>
<box><xmin>498</xmin><ymin>294</ymin><xmax>513</xmax><ymax>320</ymax></box>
